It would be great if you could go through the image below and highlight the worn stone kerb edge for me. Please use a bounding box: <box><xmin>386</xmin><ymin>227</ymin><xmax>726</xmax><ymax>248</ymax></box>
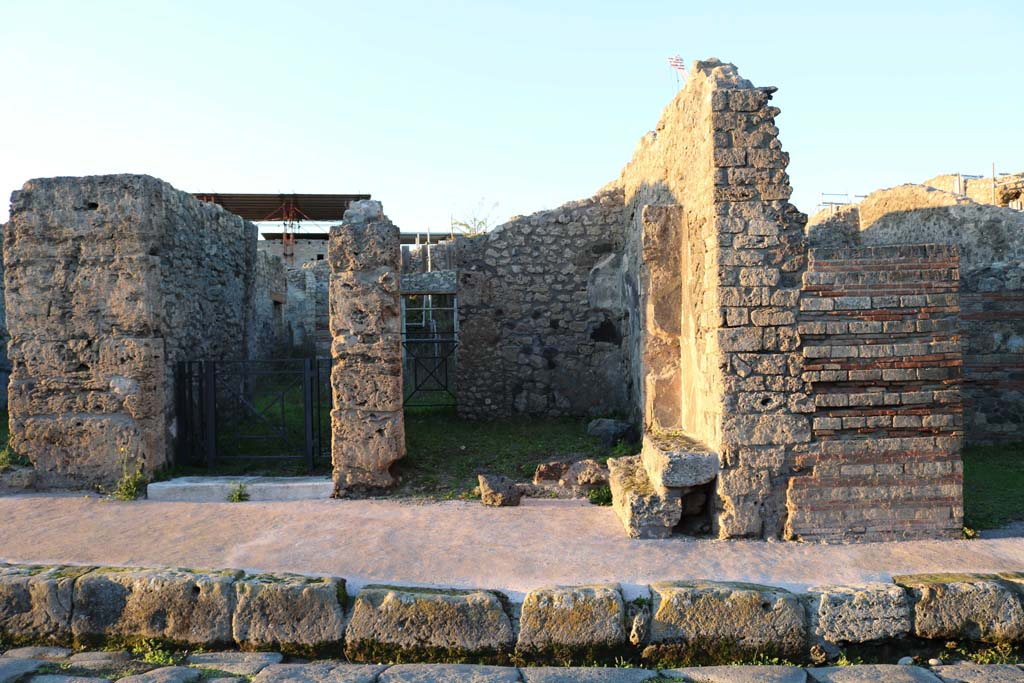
<box><xmin>3</xmin><ymin>563</ymin><xmax>1024</xmax><ymax>665</ymax></box>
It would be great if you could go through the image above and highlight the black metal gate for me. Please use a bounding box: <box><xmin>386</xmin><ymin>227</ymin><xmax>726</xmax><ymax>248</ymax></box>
<box><xmin>402</xmin><ymin>337</ymin><xmax>457</xmax><ymax>406</ymax></box>
<box><xmin>175</xmin><ymin>358</ymin><xmax>330</xmax><ymax>471</ymax></box>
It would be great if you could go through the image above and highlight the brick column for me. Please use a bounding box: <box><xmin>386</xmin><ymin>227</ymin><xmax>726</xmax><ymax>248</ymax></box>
<box><xmin>328</xmin><ymin>201</ymin><xmax>405</xmax><ymax>492</ymax></box>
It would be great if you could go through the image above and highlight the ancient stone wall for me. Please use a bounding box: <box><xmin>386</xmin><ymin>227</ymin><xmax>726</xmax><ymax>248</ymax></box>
<box><xmin>807</xmin><ymin>184</ymin><xmax>1024</xmax><ymax>443</ymax></box>
<box><xmin>788</xmin><ymin>244</ymin><xmax>964</xmax><ymax>541</ymax></box>
<box><xmin>248</xmin><ymin>251</ymin><xmax>288</xmax><ymax>359</ymax></box>
<box><xmin>609</xmin><ymin>59</ymin><xmax>811</xmax><ymax>538</ymax></box>
<box><xmin>328</xmin><ymin>200</ymin><xmax>404</xmax><ymax>491</ymax></box>
<box><xmin>924</xmin><ymin>171</ymin><xmax>1024</xmax><ymax>209</ymax></box>
<box><xmin>454</xmin><ymin>192</ymin><xmax>631</xmax><ymax>419</ymax></box>
<box><xmin>0</xmin><ymin>254</ymin><xmax>9</xmax><ymax>410</ymax></box>
<box><xmin>257</xmin><ymin>236</ymin><xmax>329</xmax><ymax>267</ymax></box>
<box><xmin>4</xmin><ymin>174</ymin><xmax>256</xmax><ymax>487</ymax></box>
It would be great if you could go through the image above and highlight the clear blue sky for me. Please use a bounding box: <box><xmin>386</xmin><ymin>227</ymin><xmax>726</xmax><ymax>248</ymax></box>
<box><xmin>1</xmin><ymin>0</ymin><xmax>1020</xmax><ymax>231</ymax></box>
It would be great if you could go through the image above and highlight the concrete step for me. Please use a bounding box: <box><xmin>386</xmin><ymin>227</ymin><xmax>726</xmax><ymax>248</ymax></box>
<box><xmin>147</xmin><ymin>476</ymin><xmax>333</xmax><ymax>502</ymax></box>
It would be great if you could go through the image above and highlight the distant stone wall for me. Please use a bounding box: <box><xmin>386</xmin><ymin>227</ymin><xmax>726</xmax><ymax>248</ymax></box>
<box><xmin>257</xmin><ymin>236</ymin><xmax>329</xmax><ymax>268</ymax></box>
<box><xmin>0</xmin><ymin>254</ymin><xmax>9</xmax><ymax>410</ymax></box>
<box><xmin>328</xmin><ymin>200</ymin><xmax>404</xmax><ymax>491</ymax></box>
<box><xmin>4</xmin><ymin>175</ymin><xmax>256</xmax><ymax>488</ymax></box>
<box><xmin>248</xmin><ymin>251</ymin><xmax>288</xmax><ymax>359</ymax></box>
<box><xmin>454</xmin><ymin>191</ymin><xmax>630</xmax><ymax>419</ymax></box>
<box><xmin>788</xmin><ymin>244</ymin><xmax>963</xmax><ymax>541</ymax></box>
<box><xmin>806</xmin><ymin>184</ymin><xmax>1024</xmax><ymax>443</ymax></box>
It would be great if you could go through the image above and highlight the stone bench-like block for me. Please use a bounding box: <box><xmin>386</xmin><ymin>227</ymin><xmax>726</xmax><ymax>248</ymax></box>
<box><xmin>805</xmin><ymin>582</ymin><xmax>911</xmax><ymax>646</ymax></box>
<box><xmin>644</xmin><ymin>581</ymin><xmax>807</xmax><ymax>665</ymax></box>
<box><xmin>516</xmin><ymin>584</ymin><xmax>627</xmax><ymax>656</ymax></box>
<box><xmin>0</xmin><ymin>565</ymin><xmax>91</xmax><ymax>646</ymax></box>
<box><xmin>608</xmin><ymin>456</ymin><xmax>681</xmax><ymax>539</ymax></box>
<box><xmin>893</xmin><ymin>573</ymin><xmax>1024</xmax><ymax>643</ymax></box>
<box><xmin>233</xmin><ymin>573</ymin><xmax>346</xmax><ymax>654</ymax></box>
<box><xmin>344</xmin><ymin>585</ymin><xmax>514</xmax><ymax>663</ymax></box>
<box><xmin>71</xmin><ymin>567</ymin><xmax>240</xmax><ymax>647</ymax></box>
<box><xmin>640</xmin><ymin>432</ymin><xmax>718</xmax><ymax>490</ymax></box>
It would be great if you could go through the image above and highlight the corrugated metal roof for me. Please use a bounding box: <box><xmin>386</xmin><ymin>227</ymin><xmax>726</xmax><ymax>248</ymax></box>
<box><xmin>193</xmin><ymin>193</ymin><xmax>371</xmax><ymax>221</ymax></box>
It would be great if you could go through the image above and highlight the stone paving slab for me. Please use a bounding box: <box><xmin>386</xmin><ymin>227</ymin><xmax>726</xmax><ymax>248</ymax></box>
<box><xmin>147</xmin><ymin>478</ymin><xmax>334</xmax><ymax>503</ymax></box>
<box><xmin>186</xmin><ymin>652</ymin><xmax>284</xmax><ymax>675</ymax></box>
<box><xmin>661</xmin><ymin>665</ymin><xmax>808</xmax><ymax>682</ymax></box>
<box><xmin>252</xmin><ymin>663</ymin><xmax>388</xmax><ymax>683</ymax></box>
<box><xmin>520</xmin><ymin>667</ymin><xmax>660</xmax><ymax>682</ymax></box>
<box><xmin>2</xmin><ymin>496</ymin><xmax>1023</xmax><ymax>598</ymax></box>
<box><xmin>117</xmin><ymin>668</ymin><xmax>202</xmax><ymax>683</ymax></box>
<box><xmin>29</xmin><ymin>675</ymin><xmax>109</xmax><ymax>683</ymax></box>
<box><xmin>379</xmin><ymin>665</ymin><xmax>521</xmax><ymax>683</ymax></box>
<box><xmin>0</xmin><ymin>659</ymin><xmax>45</xmax><ymax>683</ymax></box>
<box><xmin>931</xmin><ymin>663</ymin><xmax>1024</xmax><ymax>682</ymax></box>
<box><xmin>0</xmin><ymin>647</ymin><xmax>71</xmax><ymax>660</ymax></box>
<box><xmin>807</xmin><ymin>665</ymin><xmax>942</xmax><ymax>683</ymax></box>
<box><xmin>66</xmin><ymin>651</ymin><xmax>132</xmax><ymax>669</ymax></box>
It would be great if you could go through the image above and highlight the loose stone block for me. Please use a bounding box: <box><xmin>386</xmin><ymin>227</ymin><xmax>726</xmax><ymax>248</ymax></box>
<box><xmin>0</xmin><ymin>565</ymin><xmax>90</xmax><ymax>645</ymax></box>
<box><xmin>344</xmin><ymin>585</ymin><xmax>514</xmax><ymax>663</ymax></box>
<box><xmin>186</xmin><ymin>653</ymin><xmax>283</xmax><ymax>675</ymax></box>
<box><xmin>640</xmin><ymin>432</ymin><xmax>718</xmax><ymax>489</ymax></box>
<box><xmin>379</xmin><ymin>665</ymin><xmax>521</xmax><ymax>683</ymax></box>
<box><xmin>0</xmin><ymin>659</ymin><xmax>45</xmax><ymax>683</ymax></box>
<box><xmin>607</xmin><ymin>456</ymin><xmax>681</xmax><ymax>539</ymax></box>
<box><xmin>894</xmin><ymin>574</ymin><xmax>1024</xmax><ymax>642</ymax></box>
<box><xmin>806</xmin><ymin>666</ymin><xmax>942</xmax><ymax>682</ymax></box>
<box><xmin>516</xmin><ymin>584</ymin><xmax>627</xmax><ymax>655</ymax></box>
<box><xmin>659</xmin><ymin>665</ymin><xmax>807</xmax><ymax>683</ymax></box>
<box><xmin>478</xmin><ymin>475</ymin><xmax>521</xmax><ymax>507</ymax></box>
<box><xmin>644</xmin><ymin>581</ymin><xmax>807</xmax><ymax>664</ymax></box>
<box><xmin>71</xmin><ymin>567</ymin><xmax>240</xmax><ymax>647</ymax></box>
<box><xmin>252</xmin><ymin>664</ymin><xmax>386</xmax><ymax>683</ymax></box>
<box><xmin>805</xmin><ymin>582</ymin><xmax>912</xmax><ymax>644</ymax></box>
<box><xmin>232</xmin><ymin>573</ymin><xmax>346</xmax><ymax>653</ymax></box>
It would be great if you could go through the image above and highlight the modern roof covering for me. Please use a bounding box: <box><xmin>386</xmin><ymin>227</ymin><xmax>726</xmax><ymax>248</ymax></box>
<box><xmin>193</xmin><ymin>193</ymin><xmax>371</xmax><ymax>221</ymax></box>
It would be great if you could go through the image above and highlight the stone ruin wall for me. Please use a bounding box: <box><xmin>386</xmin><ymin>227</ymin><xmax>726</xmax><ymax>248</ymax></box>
<box><xmin>807</xmin><ymin>184</ymin><xmax>1024</xmax><ymax>443</ymax></box>
<box><xmin>454</xmin><ymin>192</ymin><xmax>632</xmax><ymax>419</ymax></box>
<box><xmin>279</xmin><ymin>260</ymin><xmax>330</xmax><ymax>357</ymax></box>
<box><xmin>248</xmin><ymin>250</ymin><xmax>288</xmax><ymax>360</ymax></box>
<box><xmin>4</xmin><ymin>175</ymin><xmax>256</xmax><ymax>488</ymax></box>
<box><xmin>328</xmin><ymin>201</ymin><xmax>404</xmax><ymax>491</ymax></box>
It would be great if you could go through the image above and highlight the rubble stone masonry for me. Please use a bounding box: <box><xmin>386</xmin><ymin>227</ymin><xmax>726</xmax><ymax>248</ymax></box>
<box><xmin>788</xmin><ymin>244</ymin><xmax>963</xmax><ymax>541</ymax></box>
<box><xmin>4</xmin><ymin>175</ymin><xmax>256</xmax><ymax>488</ymax></box>
<box><xmin>328</xmin><ymin>200</ymin><xmax>404</xmax><ymax>491</ymax></box>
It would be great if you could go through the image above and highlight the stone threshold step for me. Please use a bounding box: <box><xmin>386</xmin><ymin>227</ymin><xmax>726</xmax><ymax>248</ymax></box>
<box><xmin>146</xmin><ymin>476</ymin><xmax>332</xmax><ymax>502</ymax></box>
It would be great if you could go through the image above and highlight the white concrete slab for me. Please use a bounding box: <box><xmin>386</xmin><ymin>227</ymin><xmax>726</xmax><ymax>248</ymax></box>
<box><xmin>146</xmin><ymin>477</ymin><xmax>333</xmax><ymax>502</ymax></box>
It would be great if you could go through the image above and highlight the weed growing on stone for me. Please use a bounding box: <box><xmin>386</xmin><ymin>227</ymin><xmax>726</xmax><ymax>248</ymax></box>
<box><xmin>111</xmin><ymin>453</ymin><xmax>147</xmax><ymax>501</ymax></box>
<box><xmin>227</xmin><ymin>482</ymin><xmax>250</xmax><ymax>502</ymax></box>
<box><xmin>130</xmin><ymin>638</ymin><xmax>181</xmax><ymax>665</ymax></box>
<box><xmin>588</xmin><ymin>485</ymin><xmax>613</xmax><ymax>506</ymax></box>
<box><xmin>960</xmin><ymin>641</ymin><xmax>1019</xmax><ymax>665</ymax></box>
<box><xmin>0</xmin><ymin>442</ymin><xmax>30</xmax><ymax>472</ymax></box>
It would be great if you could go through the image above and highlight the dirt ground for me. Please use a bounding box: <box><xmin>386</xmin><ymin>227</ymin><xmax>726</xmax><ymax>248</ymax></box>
<box><xmin>1</xmin><ymin>493</ymin><xmax>1023</xmax><ymax>600</ymax></box>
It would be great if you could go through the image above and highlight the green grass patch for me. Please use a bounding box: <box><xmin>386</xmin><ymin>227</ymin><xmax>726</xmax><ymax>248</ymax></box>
<box><xmin>962</xmin><ymin>441</ymin><xmax>1024</xmax><ymax>529</ymax></box>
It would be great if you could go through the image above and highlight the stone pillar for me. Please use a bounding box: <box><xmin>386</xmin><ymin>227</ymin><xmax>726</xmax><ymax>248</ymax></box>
<box><xmin>328</xmin><ymin>201</ymin><xmax>405</xmax><ymax>492</ymax></box>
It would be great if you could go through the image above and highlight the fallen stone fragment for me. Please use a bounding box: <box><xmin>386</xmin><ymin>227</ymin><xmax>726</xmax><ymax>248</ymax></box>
<box><xmin>0</xmin><ymin>659</ymin><xmax>44</xmax><ymax>683</ymax></box>
<box><xmin>252</xmin><ymin>663</ymin><xmax>386</xmax><ymax>683</ymax></box>
<box><xmin>72</xmin><ymin>567</ymin><xmax>240</xmax><ymax>647</ymax></box>
<box><xmin>641</xmin><ymin>432</ymin><xmax>718</xmax><ymax>490</ymax></box>
<box><xmin>930</xmin><ymin>662</ymin><xmax>1024</xmax><ymax>682</ymax></box>
<box><xmin>379</xmin><ymin>664</ymin><xmax>521</xmax><ymax>683</ymax></box>
<box><xmin>587</xmin><ymin>418</ymin><xmax>638</xmax><ymax>447</ymax></box>
<box><xmin>805</xmin><ymin>582</ymin><xmax>912</xmax><ymax>644</ymax></box>
<box><xmin>117</xmin><ymin>667</ymin><xmax>203</xmax><ymax>683</ymax></box>
<box><xmin>345</xmin><ymin>585</ymin><xmax>514</xmax><ymax>663</ymax></box>
<box><xmin>660</xmin><ymin>665</ymin><xmax>807</xmax><ymax>683</ymax></box>
<box><xmin>807</xmin><ymin>665</ymin><xmax>942</xmax><ymax>682</ymax></box>
<box><xmin>478</xmin><ymin>475</ymin><xmax>521</xmax><ymax>507</ymax></box>
<box><xmin>608</xmin><ymin>456</ymin><xmax>681</xmax><ymax>539</ymax></box>
<box><xmin>894</xmin><ymin>574</ymin><xmax>1024</xmax><ymax>642</ymax></box>
<box><xmin>644</xmin><ymin>580</ymin><xmax>806</xmax><ymax>664</ymax></box>
<box><xmin>533</xmin><ymin>461</ymin><xmax>569</xmax><ymax>484</ymax></box>
<box><xmin>558</xmin><ymin>460</ymin><xmax>609</xmax><ymax>494</ymax></box>
<box><xmin>186</xmin><ymin>652</ymin><xmax>283</xmax><ymax>675</ymax></box>
<box><xmin>233</xmin><ymin>573</ymin><xmax>345</xmax><ymax>653</ymax></box>
<box><xmin>517</xmin><ymin>584</ymin><xmax>627</xmax><ymax>655</ymax></box>
<box><xmin>0</xmin><ymin>565</ymin><xmax>91</xmax><ymax>645</ymax></box>
<box><xmin>0</xmin><ymin>647</ymin><xmax>71</xmax><ymax>661</ymax></box>
<box><xmin>520</xmin><ymin>667</ymin><xmax>659</xmax><ymax>682</ymax></box>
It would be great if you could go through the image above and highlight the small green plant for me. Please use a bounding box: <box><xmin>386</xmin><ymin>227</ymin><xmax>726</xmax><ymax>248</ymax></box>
<box><xmin>964</xmin><ymin>642</ymin><xmax>1017</xmax><ymax>665</ymax></box>
<box><xmin>631</xmin><ymin>596</ymin><xmax>652</xmax><ymax>608</ymax></box>
<box><xmin>131</xmin><ymin>638</ymin><xmax>179</xmax><ymax>665</ymax></box>
<box><xmin>0</xmin><ymin>442</ymin><xmax>30</xmax><ymax>472</ymax></box>
<box><xmin>111</xmin><ymin>452</ymin><xmax>146</xmax><ymax>501</ymax></box>
<box><xmin>610</xmin><ymin>439</ymin><xmax>640</xmax><ymax>457</ymax></box>
<box><xmin>588</xmin><ymin>484</ymin><xmax>613</xmax><ymax>506</ymax></box>
<box><xmin>227</xmin><ymin>482</ymin><xmax>250</xmax><ymax>502</ymax></box>
<box><xmin>835</xmin><ymin>651</ymin><xmax>863</xmax><ymax>666</ymax></box>
<box><xmin>961</xmin><ymin>526</ymin><xmax>979</xmax><ymax>540</ymax></box>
